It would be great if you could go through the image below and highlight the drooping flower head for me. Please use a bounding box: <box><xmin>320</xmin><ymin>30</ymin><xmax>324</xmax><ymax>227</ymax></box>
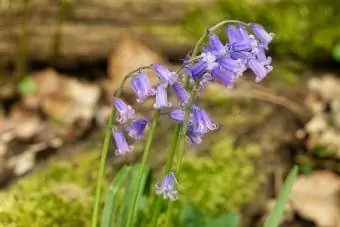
<box><xmin>155</xmin><ymin>171</ymin><xmax>178</xmax><ymax>200</ymax></box>
<box><xmin>112</xmin><ymin>98</ymin><xmax>136</xmax><ymax>124</ymax></box>
<box><xmin>192</xmin><ymin>105</ymin><xmax>218</xmax><ymax>134</ymax></box>
<box><xmin>171</xmin><ymin>82</ymin><xmax>190</xmax><ymax>104</ymax></box>
<box><xmin>113</xmin><ymin>130</ymin><xmax>134</xmax><ymax>155</ymax></box>
<box><xmin>168</xmin><ymin>109</ymin><xmax>193</xmax><ymax>123</ymax></box>
<box><xmin>124</xmin><ymin>119</ymin><xmax>148</xmax><ymax>140</ymax></box>
<box><xmin>153</xmin><ymin>84</ymin><xmax>172</xmax><ymax>109</ymax></box>
<box><xmin>153</xmin><ymin>64</ymin><xmax>178</xmax><ymax>86</ymax></box>
<box><xmin>131</xmin><ymin>71</ymin><xmax>156</xmax><ymax>103</ymax></box>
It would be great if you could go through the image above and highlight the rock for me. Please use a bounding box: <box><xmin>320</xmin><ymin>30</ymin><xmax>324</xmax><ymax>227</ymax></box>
<box><xmin>305</xmin><ymin>114</ymin><xmax>328</xmax><ymax>134</ymax></box>
<box><xmin>291</xmin><ymin>171</ymin><xmax>340</xmax><ymax>227</ymax></box>
<box><xmin>105</xmin><ymin>37</ymin><xmax>165</xmax><ymax>100</ymax></box>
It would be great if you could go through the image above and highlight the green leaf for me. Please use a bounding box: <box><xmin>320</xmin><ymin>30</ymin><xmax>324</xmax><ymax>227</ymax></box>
<box><xmin>18</xmin><ymin>77</ymin><xmax>37</xmax><ymax>96</ymax></box>
<box><xmin>206</xmin><ymin>213</ymin><xmax>240</xmax><ymax>227</ymax></box>
<box><xmin>117</xmin><ymin>164</ymin><xmax>150</xmax><ymax>227</ymax></box>
<box><xmin>100</xmin><ymin>166</ymin><xmax>130</xmax><ymax>227</ymax></box>
<box><xmin>264</xmin><ymin>165</ymin><xmax>299</xmax><ymax>227</ymax></box>
<box><xmin>180</xmin><ymin>204</ymin><xmax>207</xmax><ymax>227</ymax></box>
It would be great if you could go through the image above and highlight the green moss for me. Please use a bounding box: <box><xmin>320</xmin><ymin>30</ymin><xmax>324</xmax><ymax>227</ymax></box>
<box><xmin>0</xmin><ymin>149</ymin><xmax>109</xmax><ymax>227</ymax></box>
<box><xmin>179</xmin><ymin>139</ymin><xmax>261</xmax><ymax>215</ymax></box>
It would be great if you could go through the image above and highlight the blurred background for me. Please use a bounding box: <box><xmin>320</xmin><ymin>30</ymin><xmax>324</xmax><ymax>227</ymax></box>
<box><xmin>0</xmin><ymin>0</ymin><xmax>339</xmax><ymax>226</ymax></box>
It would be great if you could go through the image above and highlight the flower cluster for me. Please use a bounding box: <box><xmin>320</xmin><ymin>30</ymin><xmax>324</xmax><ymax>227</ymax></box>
<box><xmin>111</xmin><ymin>22</ymin><xmax>274</xmax><ymax>200</ymax></box>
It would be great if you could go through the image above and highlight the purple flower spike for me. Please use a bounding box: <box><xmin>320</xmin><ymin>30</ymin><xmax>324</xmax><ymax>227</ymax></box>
<box><xmin>153</xmin><ymin>84</ymin><xmax>172</xmax><ymax>109</ymax></box>
<box><xmin>155</xmin><ymin>171</ymin><xmax>178</xmax><ymax>200</ymax></box>
<box><xmin>171</xmin><ymin>82</ymin><xmax>190</xmax><ymax>104</ymax></box>
<box><xmin>131</xmin><ymin>72</ymin><xmax>156</xmax><ymax>103</ymax></box>
<box><xmin>249</xmin><ymin>23</ymin><xmax>274</xmax><ymax>47</ymax></box>
<box><xmin>153</xmin><ymin>64</ymin><xmax>178</xmax><ymax>86</ymax></box>
<box><xmin>113</xmin><ymin>130</ymin><xmax>134</xmax><ymax>155</ymax></box>
<box><xmin>218</xmin><ymin>56</ymin><xmax>246</xmax><ymax>77</ymax></box>
<box><xmin>112</xmin><ymin>98</ymin><xmax>136</xmax><ymax>124</ymax></box>
<box><xmin>124</xmin><ymin>119</ymin><xmax>148</xmax><ymax>140</ymax></box>
<box><xmin>192</xmin><ymin>105</ymin><xmax>218</xmax><ymax>134</ymax></box>
<box><xmin>248</xmin><ymin>58</ymin><xmax>272</xmax><ymax>83</ymax></box>
<box><xmin>211</xmin><ymin>68</ymin><xmax>236</xmax><ymax>89</ymax></box>
<box><xmin>186</xmin><ymin>126</ymin><xmax>203</xmax><ymax>145</ymax></box>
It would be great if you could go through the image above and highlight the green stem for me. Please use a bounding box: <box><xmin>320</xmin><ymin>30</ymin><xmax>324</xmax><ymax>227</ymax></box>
<box><xmin>150</xmin><ymin>125</ymin><xmax>181</xmax><ymax>227</ymax></box>
<box><xmin>91</xmin><ymin>65</ymin><xmax>151</xmax><ymax>227</ymax></box>
<box><xmin>91</xmin><ymin>109</ymin><xmax>115</xmax><ymax>227</ymax></box>
<box><xmin>126</xmin><ymin>110</ymin><xmax>161</xmax><ymax>227</ymax></box>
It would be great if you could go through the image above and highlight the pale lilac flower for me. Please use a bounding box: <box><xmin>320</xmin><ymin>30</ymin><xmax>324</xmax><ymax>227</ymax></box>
<box><xmin>192</xmin><ymin>105</ymin><xmax>218</xmax><ymax>134</ymax></box>
<box><xmin>112</xmin><ymin>98</ymin><xmax>136</xmax><ymax>124</ymax></box>
<box><xmin>153</xmin><ymin>84</ymin><xmax>172</xmax><ymax>109</ymax></box>
<box><xmin>211</xmin><ymin>68</ymin><xmax>236</xmax><ymax>89</ymax></box>
<box><xmin>155</xmin><ymin>171</ymin><xmax>178</xmax><ymax>200</ymax></box>
<box><xmin>131</xmin><ymin>71</ymin><xmax>156</xmax><ymax>103</ymax></box>
<box><xmin>171</xmin><ymin>82</ymin><xmax>189</xmax><ymax>104</ymax></box>
<box><xmin>113</xmin><ymin>130</ymin><xmax>134</xmax><ymax>155</ymax></box>
<box><xmin>249</xmin><ymin>23</ymin><xmax>274</xmax><ymax>47</ymax></box>
<box><xmin>186</xmin><ymin>126</ymin><xmax>203</xmax><ymax>145</ymax></box>
<box><xmin>153</xmin><ymin>64</ymin><xmax>178</xmax><ymax>86</ymax></box>
<box><xmin>124</xmin><ymin>119</ymin><xmax>148</xmax><ymax>140</ymax></box>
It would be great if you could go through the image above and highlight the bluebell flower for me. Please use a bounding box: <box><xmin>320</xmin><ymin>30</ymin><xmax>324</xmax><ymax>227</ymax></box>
<box><xmin>152</xmin><ymin>64</ymin><xmax>178</xmax><ymax>86</ymax></box>
<box><xmin>153</xmin><ymin>84</ymin><xmax>172</xmax><ymax>109</ymax></box>
<box><xmin>207</xmin><ymin>31</ymin><xmax>227</xmax><ymax>56</ymax></box>
<box><xmin>211</xmin><ymin>68</ymin><xmax>235</xmax><ymax>89</ymax></box>
<box><xmin>247</xmin><ymin>57</ymin><xmax>272</xmax><ymax>83</ymax></box>
<box><xmin>187</xmin><ymin>60</ymin><xmax>208</xmax><ymax>79</ymax></box>
<box><xmin>124</xmin><ymin>119</ymin><xmax>148</xmax><ymax>140</ymax></box>
<box><xmin>171</xmin><ymin>82</ymin><xmax>190</xmax><ymax>104</ymax></box>
<box><xmin>155</xmin><ymin>171</ymin><xmax>178</xmax><ymax>200</ymax></box>
<box><xmin>226</xmin><ymin>25</ymin><xmax>256</xmax><ymax>52</ymax></box>
<box><xmin>186</xmin><ymin>126</ymin><xmax>204</xmax><ymax>144</ymax></box>
<box><xmin>187</xmin><ymin>52</ymin><xmax>219</xmax><ymax>80</ymax></box>
<box><xmin>112</xmin><ymin>98</ymin><xmax>136</xmax><ymax>124</ymax></box>
<box><xmin>113</xmin><ymin>130</ymin><xmax>134</xmax><ymax>155</ymax></box>
<box><xmin>217</xmin><ymin>56</ymin><xmax>246</xmax><ymax>77</ymax></box>
<box><xmin>131</xmin><ymin>71</ymin><xmax>156</xmax><ymax>103</ymax></box>
<box><xmin>192</xmin><ymin>105</ymin><xmax>218</xmax><ymax>134</ymax></box>
<box><xmin>168</xmin><ymin>109</ymin><xmax>193</xmax><ymax>123</ymax></box>
<box><xmin>249</xmin><ymin>23</ymin><xmax>274</xmax><ymax>47</ymax></box>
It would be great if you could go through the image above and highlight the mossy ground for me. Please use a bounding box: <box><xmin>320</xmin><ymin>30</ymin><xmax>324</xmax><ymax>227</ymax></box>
<box><xmin>0</xmin><ymin>137</ymin><xmax>261</xmax><ymax>226</ymax></box>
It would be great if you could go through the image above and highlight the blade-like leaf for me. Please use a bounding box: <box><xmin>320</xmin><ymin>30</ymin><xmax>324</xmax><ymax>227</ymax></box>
<box><xmin>117</xmin><ymin>164</ymin><xmax>150</xmax><ymax>227</ymax></box>
<box><xmin>101</xmin><ymin>166</ymin><xmax>130</xmax><ymax>227</ymax></box>
<box><xmin>264</xmin><ymin>165</ymin><xmax>298</xmax><ymax>227</ymax></box>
